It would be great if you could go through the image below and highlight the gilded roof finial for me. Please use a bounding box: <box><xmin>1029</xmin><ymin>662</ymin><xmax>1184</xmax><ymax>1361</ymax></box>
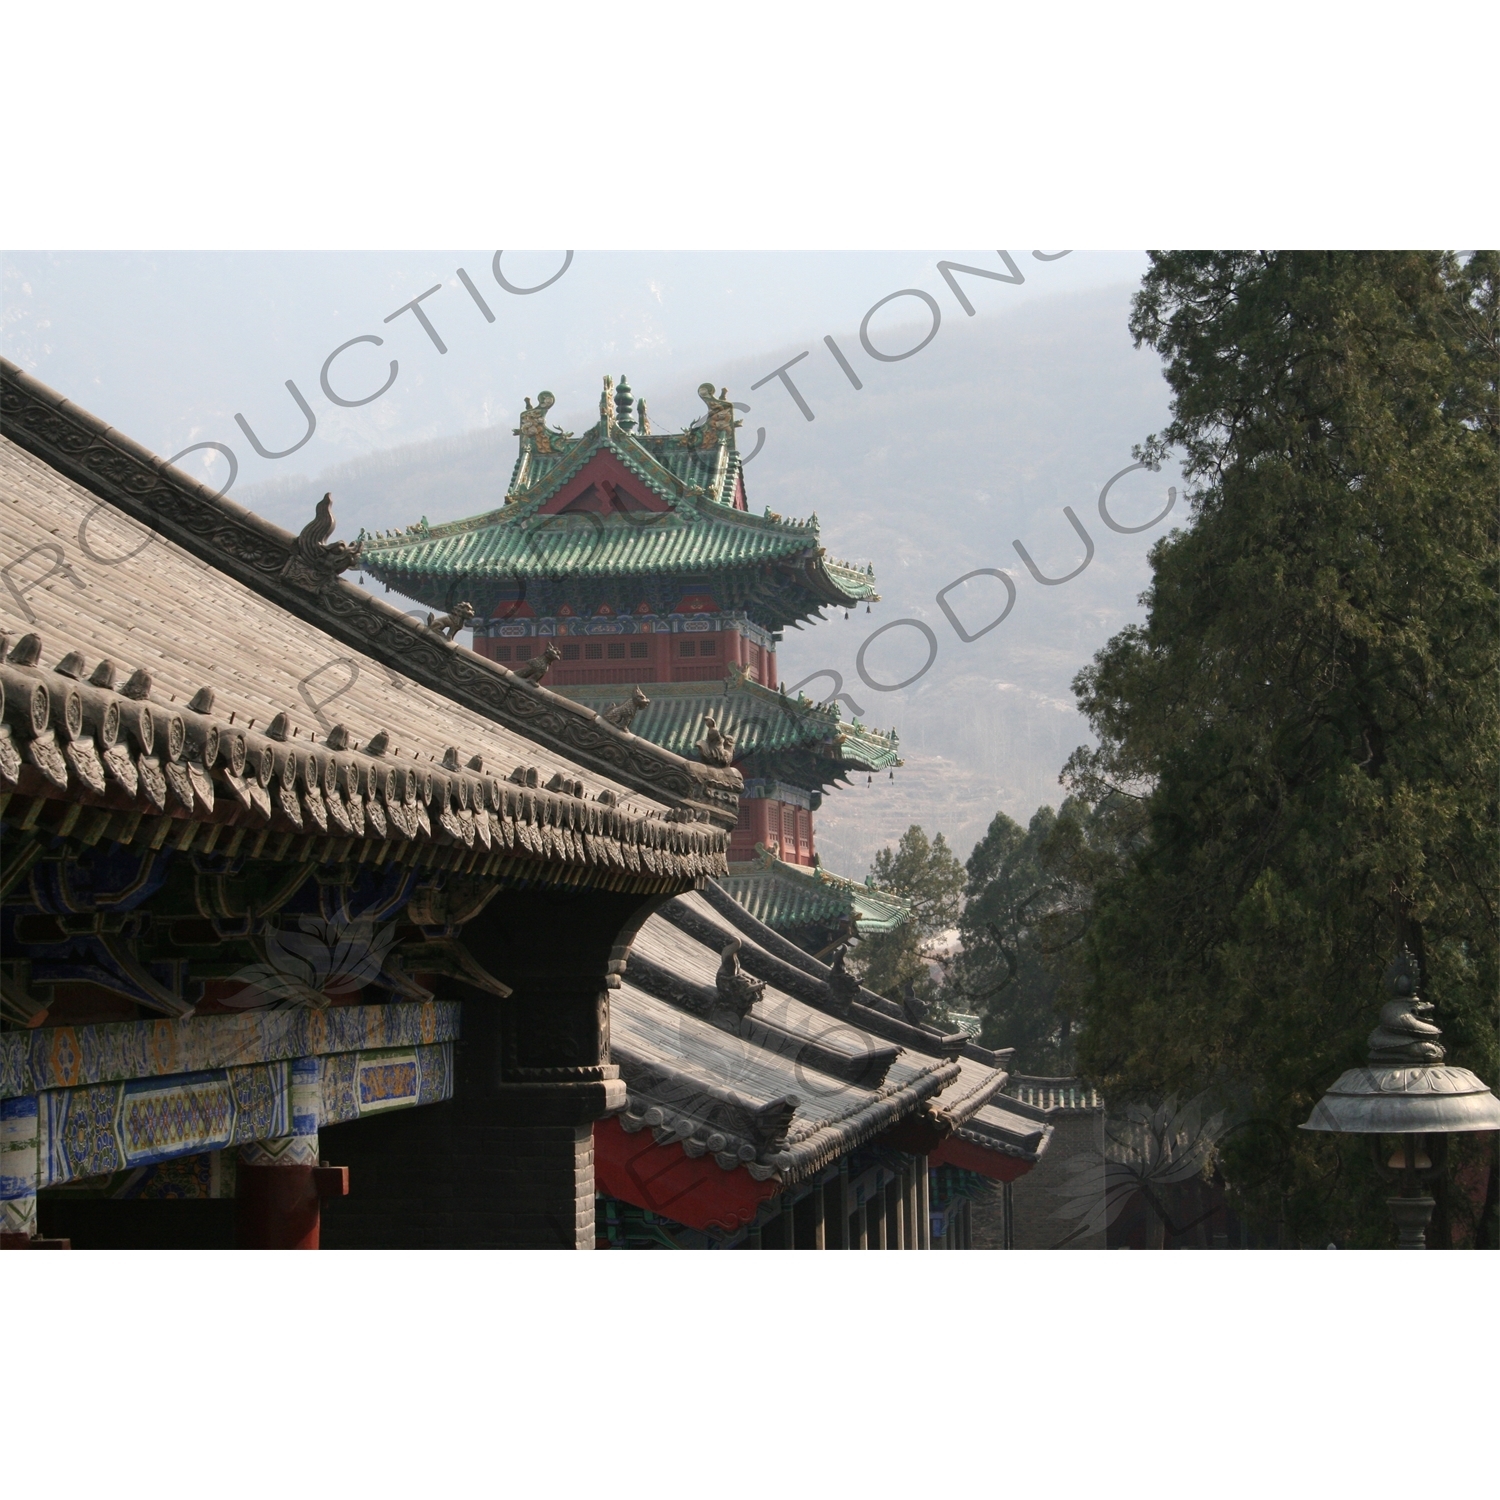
<box><xmin>637</xmin><ymin>398</ymin><xmax>650</xmax><ymax>435</ymax></box>
<box><xmin>514</xmin><ymin>391</ymin><xmax>569</xmax><ymax>455</ymax></box>
<box><xmin>691</xmin><ymin>382</ymin><xmax>741</xmax><ymax>449</ymax></box>
<box><xmin>600</xmin><ymin>374</ymin><xmax>616</xmax><ymax>426</ymax></box>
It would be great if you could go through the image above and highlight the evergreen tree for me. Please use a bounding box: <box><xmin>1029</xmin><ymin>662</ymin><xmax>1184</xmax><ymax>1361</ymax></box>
<box><xmin>949</xmin><ymin>804</ymin><xmax>1077</xmax><ymax>1072</ymax></box>
<box><xmin>1065</xmin><ymin>251</ymin><xmax>1499</xmax><ymax>1247</ymax></box>
<box><xmin>853</xmin><ymin>824</ymin><xmax>965</xmax><ymax>1002</ymax></box>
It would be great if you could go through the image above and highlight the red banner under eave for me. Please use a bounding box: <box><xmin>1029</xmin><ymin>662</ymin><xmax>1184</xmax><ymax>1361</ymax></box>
<box><xmin>593</xmin><ymin>1116</ymin><xmax>781</xmax><ymax>1234</ymax></box>
<box><xmin>927</xmin><ymin>1135</ymin><xmax>1037</xmax><ymax>1182</ymax></box>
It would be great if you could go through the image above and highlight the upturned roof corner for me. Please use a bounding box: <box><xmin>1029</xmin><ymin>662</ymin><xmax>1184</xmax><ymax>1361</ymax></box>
<box><xmin>561</xmin><ymin>675</ymin><xmax>901</xmax><ymax>792</ymax></box>
<box><xmin>360</xmin><ymin>376</ymin><xmax>882</xmax><ymax>626</ymax></box>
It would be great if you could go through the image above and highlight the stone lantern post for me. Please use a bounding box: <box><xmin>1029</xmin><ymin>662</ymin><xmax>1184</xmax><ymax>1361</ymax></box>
<box><xmin>1301</xmin><ymin>952</ymin><xmax>1500</xmax><ymax>1248</ymax></box>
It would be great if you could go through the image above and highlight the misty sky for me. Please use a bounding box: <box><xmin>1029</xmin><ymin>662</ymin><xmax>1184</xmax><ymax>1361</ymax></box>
<box><xmin>2</xmin><ymin>251</ymin><xmax>1146</xmax><ymax>487</ymax></box>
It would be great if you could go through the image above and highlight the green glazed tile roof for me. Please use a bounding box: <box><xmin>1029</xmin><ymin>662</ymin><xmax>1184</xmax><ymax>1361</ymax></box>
<box><xmin>559</xmin><ymin>675</ymin><xmax>902</xmax><ymax>790</ymax></box>
<box><xmin>720</xmin><ymin>855</ymin><xmax>911</xmax><ymax>937</ymax></box>
<box><xmin>363</xmin><ymin>494</ymin><xmax>849</xmax><ymax>582</ymax></box>
<box><xmin>359</xmin><ymin>378</ymin><xmax>881</xmax><ymax>619</ymax></box>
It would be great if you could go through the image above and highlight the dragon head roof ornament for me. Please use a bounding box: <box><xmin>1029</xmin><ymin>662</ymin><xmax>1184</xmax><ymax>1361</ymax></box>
<box><xmin>689</xmin><ymin>382</ymin><xmax>741</xmax><ymax>449</ymax></box>
<box><xmin>514</xmin><ymin>390</ymin><xmax>572</xmax><ymax>456</ymax></box>
<box><xmin>281</xmin><ymin>493</ymin><xmax>362</xmax><ymax>592</ymax></box>
<box><xmin>1367</xmin><ymin>950</ymin><xmax>1445</xmax><ymax>1064</ymax></box>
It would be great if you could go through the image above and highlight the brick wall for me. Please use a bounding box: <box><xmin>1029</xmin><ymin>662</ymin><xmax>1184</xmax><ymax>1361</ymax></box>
<box><xmin>1009</xmin><ymin>1110</ymin><xmax>1107</xmax><ymax>1249</ymax></box>
<box><xmin>320</xmin><ymin>1104</ymin><xmax>595</xmax><ymax>1249</ymax></box>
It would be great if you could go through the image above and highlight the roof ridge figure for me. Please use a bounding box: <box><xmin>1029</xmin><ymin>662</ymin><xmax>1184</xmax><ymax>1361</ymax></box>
<box><xmin>686</xmin><ymin>382</ymin><xmax>741</xmax><ymax>450</ymax></box>
<box><xmin>513</xmin><ymin>389</ymin><xmax>572</xmax><ymax>455</ymax></box>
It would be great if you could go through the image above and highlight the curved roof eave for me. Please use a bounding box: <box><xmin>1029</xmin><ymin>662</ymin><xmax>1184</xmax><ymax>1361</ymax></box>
<box><xmin>719</xmin><ymin>854</ymin><xmax>913</xmax><ymax>935</ymax></box>
<box><xmin>555</xmin><ymin>678</ymin><xmax>901</xmax><ymax>778</ymax></box>
<box><xmin>0</xmin><ymin>360</ymin><xmax>743</xmax><ymax>829</ymax></box>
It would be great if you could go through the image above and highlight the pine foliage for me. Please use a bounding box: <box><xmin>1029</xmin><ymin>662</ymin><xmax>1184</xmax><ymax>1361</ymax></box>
<box><xmin>853</xmin><ymin>824</ymin><xmax>965</xmax><ymax>1002</ymax></box>
<box><xmin>1062</xmin><ymin>252</ymin><xmax>1499</xmax><ymax>1245</ymax></box>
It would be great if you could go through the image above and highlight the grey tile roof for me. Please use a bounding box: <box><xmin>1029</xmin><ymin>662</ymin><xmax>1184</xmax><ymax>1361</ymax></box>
<box><xmin>606</xmin><ymin>884</ymin><xmax>1032</xmax><ymax>1190</ymax></box>
<box><xmin>0</xmin><ymin>361</ymin><xmax>741</xmax><ymax>827</ymax></box>
<box><xmin>958</xmin><ymin>1097</ymin><xmax>1055</xmax><ymax>1163</ymax></box>
<box><xmin>611</xmin><ymin>977</ymin><xmax>955</xmax><ymax>1187</ymax></box>
<box><xmin>0</xmin><ymin>432</ymin><xmax>728</xmax><ymax>892</ymax></box>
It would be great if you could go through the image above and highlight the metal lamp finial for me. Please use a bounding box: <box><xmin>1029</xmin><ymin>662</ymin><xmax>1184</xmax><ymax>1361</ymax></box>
<box><xmin>1302</xmin><ymin>945</ymin><xmax>1500</xmax><ymax>1247</ymax></box>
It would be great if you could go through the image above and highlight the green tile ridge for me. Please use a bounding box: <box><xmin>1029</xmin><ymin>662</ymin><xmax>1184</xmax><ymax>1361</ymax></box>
<box><xmin>720</xmin><ymin>852</ymin><xmax>912</xmax><ymax>936</ymax></box>
<box><xmin>358</xmin><ymin>380</ymin><xmax>881</xmax><ymax>611</ymax></box>
<box><xmin>560</xmin><ymin>675</ymin><xmax>901</xmax><ymax>775</ymax></box>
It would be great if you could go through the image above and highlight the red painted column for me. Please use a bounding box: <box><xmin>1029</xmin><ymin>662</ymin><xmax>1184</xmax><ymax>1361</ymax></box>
<box><xmin>235</xmin><ymin>1164</ymin><xmax>348</xmax><ymax>1249</ymax></box>
<box><xmin>234</xmin><ymin>1058</ymin><xmax>348</xmax><ymax>1249</ymax></box>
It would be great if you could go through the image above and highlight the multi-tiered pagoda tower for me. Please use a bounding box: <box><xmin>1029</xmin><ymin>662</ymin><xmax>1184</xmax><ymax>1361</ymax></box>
<box><xmin>361</xmin><ymin>376</ymin><xmax>907</xmax><ymax>952</ymax></box>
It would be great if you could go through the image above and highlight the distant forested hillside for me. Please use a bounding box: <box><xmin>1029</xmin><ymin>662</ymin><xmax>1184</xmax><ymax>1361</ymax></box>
<box><xmin>237</xmin><ymin>424</ymin><xmax>517</xmax><ymax>536</ymax></box>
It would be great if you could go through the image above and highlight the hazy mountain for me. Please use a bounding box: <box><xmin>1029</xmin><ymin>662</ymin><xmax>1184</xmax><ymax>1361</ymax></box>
<box><xmin>236</xmin><ymin>424</ymin><xmax>518</xmax><ymax>536</ymax></box>
<box><xmin>237</xmin><ymin>281</ymin><xmax>1178</xmax><ymax>876</ymax></box>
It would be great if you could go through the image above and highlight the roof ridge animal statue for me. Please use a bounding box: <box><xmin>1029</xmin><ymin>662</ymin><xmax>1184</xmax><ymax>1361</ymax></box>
<box><xmin>901</xmin><ymin>978</ymin><xmax>931</xmax><ymax>1027</ymax></box>
<box><xmin>513</xmin><ymin>390</ymin><xmax>572</xmax><ymax>454</ymax></box>
<box><xmin>715</xmin><ymin>936</ymin><xmax>766</xmax><ymax>1018</ymax></box>
<box><xmin>282</xmin><ymin>493</ymin><xmax>362</xmax><ymax>591</ymax></box>
<box><xmin>602</xmin><ymin>685</ymin><xmax>650</xmax><ymax>730</ymax></box>
<box><xmin>514</xmin><ymin>641</ymin><xmax>562</xmax><ymax>685</ymax></box>
<box><xmin>826</xmin><ymin>944</ymin><xmax>860</xmax><ymax>1017</ymax></box>
<box><xmin>425</xmin><ymin>601</ymin><xmax>475</xmax><ymax>641</ymax></box>
<box><xmin>689</xmin><ymin>382</ymin><xmax>741</xmax><ymax>450</ymax></box>
<box><xmin>696</xmin><ymin>713</ymin><xmax>735</xmax><ymax>767</ymax></box>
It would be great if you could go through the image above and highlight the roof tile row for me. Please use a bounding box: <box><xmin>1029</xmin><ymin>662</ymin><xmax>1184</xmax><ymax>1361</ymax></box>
<box><xmin>0</xmin><ymin>631</ymin><xmax>727</xmax><ymax>887</ymax></box>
